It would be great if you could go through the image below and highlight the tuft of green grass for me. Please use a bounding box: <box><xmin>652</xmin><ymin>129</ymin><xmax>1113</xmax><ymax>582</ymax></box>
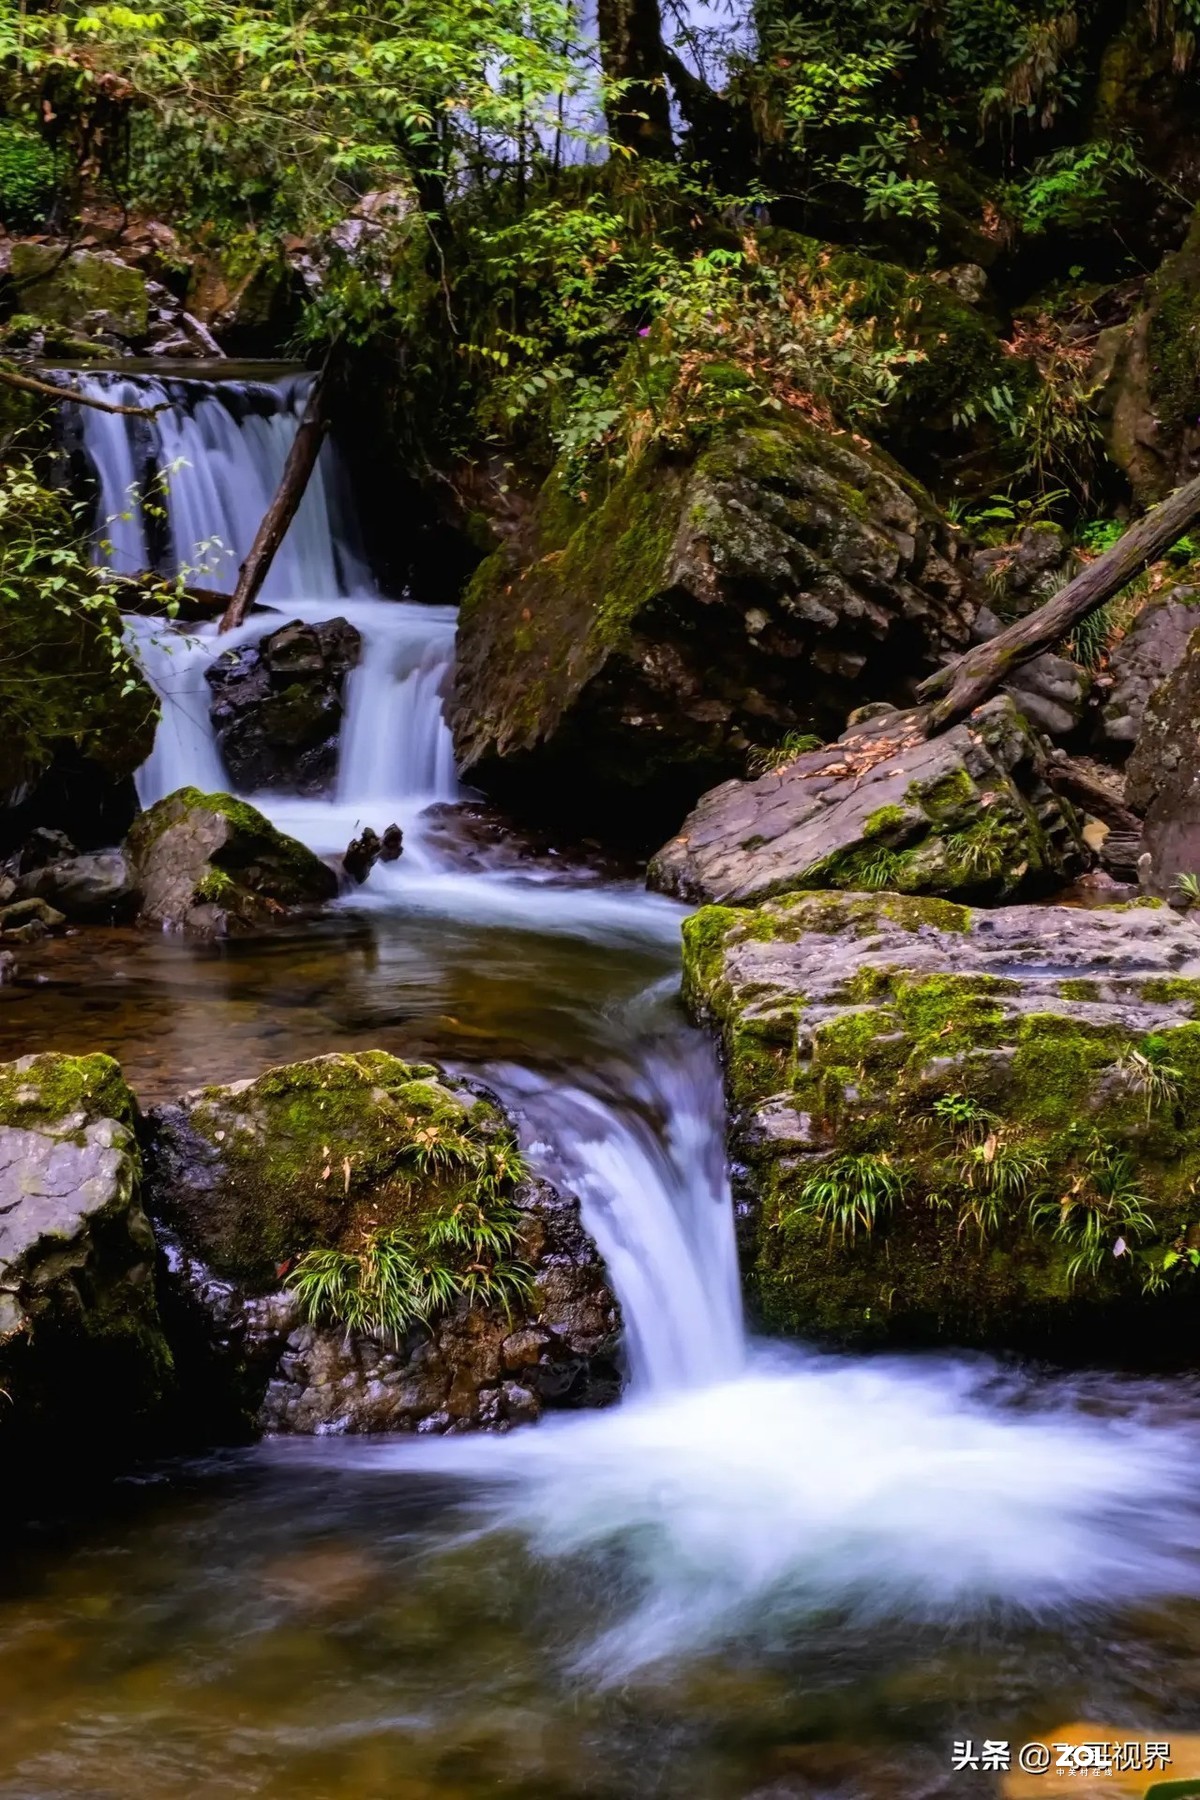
<box><xmin>1030</xmin><ymin>1137</ymin><xmax>1153</xmax><ymax>1287</ymax></box>
<box><xmin>784</xmin><ymin>1152</ymin><xmax>905</xmax><ymax>1246</ymax></box>
<box><xmin>746</xmin><ymin>732</ymin><xmax>824</xmax><ymax>778</ymax></box>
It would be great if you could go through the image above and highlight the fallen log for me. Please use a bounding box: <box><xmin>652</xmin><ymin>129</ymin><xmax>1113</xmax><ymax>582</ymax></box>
<box><xmin>220</xmin><ymin>350</ymin><xmax>335</xmax><ymax>634</ymax></box>
<box><xmin>1</xmin><ymin>365</ymin><xmax>166</xmax><ymax>418</ymax></box>
<box><xmin>1040</xmin><ymin>752</ymin><xmax>1144</xmax><ymax>835</ymax></box>
<box><xmin>918</xmin><ymin>468</ymin><xmax>1200</xmax><ymax>731</ymax></box>
<box><xmin>106</xmin><ymin>574</ymin><xmax>229</xmax><ymax>621</ymax></box>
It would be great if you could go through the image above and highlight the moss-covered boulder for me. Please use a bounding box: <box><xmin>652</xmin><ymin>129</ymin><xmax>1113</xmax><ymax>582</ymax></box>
<box><xmin>8</xmin><ymin>243</ymin><xmax>149</xmax><ymax>341</ymax></box>
<box><xmin>649</xmin><ymin>695</ymin><xmax>1084</xmax><ymax>907</ymax></box>
<box><xmin>147</xmin><ymin>1052</ymin><xmax>621</xmax><ymax>1432</ymax></box>
<box><xmin>683</xmin><ymin>890</ymin><xmax>1200</xmax><ymax>1356</ymax></box>
<box><xmin>124</xmin><ymin>786</ymin><xmax>337</xmax><ymax>934</ymax></box>
<box><xmin>0</xmin><ymin>1053</ymin><xmax>173</xmax><ymax>1490</ymax></box>
<box><xmin>452</xmin><ymin>417</ymin><xmax>973</xmax><ymax>841</ymax></box>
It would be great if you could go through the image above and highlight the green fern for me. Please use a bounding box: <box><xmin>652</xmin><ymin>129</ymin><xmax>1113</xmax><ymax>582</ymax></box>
<box><xmin>784</xmin><ymin>1153</ymin><xmax>905</xmax><ymax>1246</ymax></box>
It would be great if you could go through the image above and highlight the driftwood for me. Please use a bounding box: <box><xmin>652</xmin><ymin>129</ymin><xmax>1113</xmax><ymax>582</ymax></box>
<box><xmin>219</xmin><ymin>352</ymin><xmax>334</xmax><ymax>634</ymax></box>
<box><xmin>0</xmin><ymin>365</ymin><xmax>167</xmax><ymax>418</ymax></box>
<box><xmin>918</xmin><ymin>468</ymin><xmax>1200</xmax><ymax>731</ymax></box>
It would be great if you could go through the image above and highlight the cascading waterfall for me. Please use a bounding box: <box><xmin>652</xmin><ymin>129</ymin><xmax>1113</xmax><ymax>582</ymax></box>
<box><xmin>64</xmin><ymin>370</ymin><xmax>1200</xmax><ymax>1680</ymax></box>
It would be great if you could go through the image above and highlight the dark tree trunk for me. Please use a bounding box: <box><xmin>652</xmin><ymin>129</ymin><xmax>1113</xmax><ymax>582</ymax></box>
<box><xmin>918</xmin><ymin>469</ymin><xmax>1200</xmax><ymax>732</ymax></box>
<box><xmin>598</xmin><ymin>0</ymin><xmax>674</xmax><ymax>159</ymax></box>
<box><xmin>219</xmin><ymin>357</ymin><xmax>333</xmax><ymax>634</ymax></box>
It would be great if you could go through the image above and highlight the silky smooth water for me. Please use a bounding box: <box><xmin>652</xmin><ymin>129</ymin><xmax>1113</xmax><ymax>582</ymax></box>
<box><xmin>5</xmin><ymin>373</ymin><xmax>1200</xmax><ymax>1797</ymax></box>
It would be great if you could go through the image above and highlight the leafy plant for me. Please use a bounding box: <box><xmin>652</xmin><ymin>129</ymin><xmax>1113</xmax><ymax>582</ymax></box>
<box><xmin>746</xmin><ymin>731</ymin><xmax>824</xmax><ymax>777</ymax></box>
<box><xmin>784</xmin><ymin>1153</ymin><xmax>905</xmax><ymax>1245</ymax></box>
<box><xmin>1030</xmin><ymin>1138</ymin><xmax>1154</xmax><ymax>1287</ymax></box>
<box><xmin>1174</xmin><ymin>872</ymin><xmax>1200</xmax><ymax>905</ymax></box>
<box><xmin>951</xmin><ymin>1134</ymin><xmax>1047</xmax><ymax>1240</ymax></box>
<box><xmin>287</xmin><ymin>1226</ymin><xmax>437</xmax><ymax>1345</ymax></box>
<box><xmin>1117</xmin><ymin>1044</ymin><xmax>1183</xmax><ymax>1120</ymax></box>
<box><xmin>932</xmin><ymin>1093</ymin><xmax>991</xmax><ymax>1137</ymax></box>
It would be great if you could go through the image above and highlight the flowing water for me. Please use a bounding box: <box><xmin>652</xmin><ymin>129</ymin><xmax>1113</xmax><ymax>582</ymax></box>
<box><xmin>5</xmin><ymin>371</ymin><xmax>1200</xmax><ymax>1798</ymax></box>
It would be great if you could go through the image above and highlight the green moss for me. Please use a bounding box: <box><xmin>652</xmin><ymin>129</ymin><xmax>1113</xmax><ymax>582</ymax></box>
<box><xmin>0</xmin><ymin>1052</ymin><xmax>136</xmax><ymax>1133</ymax></box>
<box><xmin>862</xmin><ymin>804</ymin><xmax>910</xmax><ymax>839</ymax></box>
<box><xmin>164</xmin><ymin>1052</ymin><xmax>521</xmax><ymax>1290</ymax></box>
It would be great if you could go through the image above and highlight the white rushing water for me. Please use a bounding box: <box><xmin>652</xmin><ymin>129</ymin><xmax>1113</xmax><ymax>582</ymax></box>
<box><xmin>72</xmin><ymin>369</ymin><xmax>1200</xmax><ymax>1675</ymax></box>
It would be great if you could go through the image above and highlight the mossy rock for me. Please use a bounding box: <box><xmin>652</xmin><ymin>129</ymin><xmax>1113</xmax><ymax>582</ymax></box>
<box><xmin>451</xmin><ymin>413</ymin><xmax>970</xmax><ymax>842</ymax></box>
<box><xmin>684</xmin><ymin>890</ymin><xmax>1200</xmax><ymax>1358</ymax></box>
<box><xmin>124</xmin><ymin>786</ymin><xmax>338</xmax><ymax>935</ymax></box>
<box><xmin>9</xmin><ymin>244</ymin><xmax>149</xmax><ymax>341</ymax></box>
<box><xmin>148</xmin><ymin>1051</ymin><xmax>511</xmax><ymax>1288</ymax></box>
<box><xmin>0</xmin><ymin>1051</ymin><xmax>173</xmax><ymax>1488</ymax></box>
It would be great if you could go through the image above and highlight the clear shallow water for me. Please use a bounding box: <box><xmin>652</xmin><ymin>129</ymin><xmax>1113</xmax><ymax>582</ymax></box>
<box><xmin>7</xmin><ymin>373</ymin><xmax>1200</xmax><ymax>1797</ymax></box>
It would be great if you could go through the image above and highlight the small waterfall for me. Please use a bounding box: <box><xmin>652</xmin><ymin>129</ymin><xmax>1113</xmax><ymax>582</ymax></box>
<box><xmin>63</xmin><ymin>371</ymin><xmax>458</xmax><ymax>813</ymax></box>
<box><xmin>64</xmin><ymin>370</ymin><xmax>370</xmax><ymax>596</ymax></box>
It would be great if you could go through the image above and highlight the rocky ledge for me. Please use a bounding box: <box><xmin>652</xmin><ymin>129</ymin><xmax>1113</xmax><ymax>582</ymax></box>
<box><xmin>683</xmin><ymin>890</ymin><xmax>1200</xmax><ymax>1356</ymax></box>
<box><xmin>649</xmin><ymin>695</ymin><xmax>1084</xmax><ymax>907</ymax></box>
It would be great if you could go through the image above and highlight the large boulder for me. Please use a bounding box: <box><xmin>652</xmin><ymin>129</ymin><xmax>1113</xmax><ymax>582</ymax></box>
<box><xmin>1125</xmin><ymin>627</ymin><xmax>1200</xmax><ymax>895</ymax></box>
<box><xmin>146</xmin><ymin>1052</ymin><xmax>621</xmax><ymax>1433</ymax></box>
<box><xmin>648</xmin><ymin>695</ymin><xmax>1084</xmax><ymax>907</ymax></box>
<box><xmin>124</xmin><ymin>786</ymin><xmax>337</xmax><ymax>934</ymax></box>
<box><xmin>1096</xmin><ymin>587</ymin><xmax>1200</xmax><ymax>752</ymax></box>
<box><xmin>205</xmin><ymin>617</ymin><xmax>361</xmax><ymax>795</ymax></box>
<box><xmin>452</xmin><ymin>419</ymin><xmax>973</xmax><ymax>839</ymax></box>
<box><xmin>8</xmin><ymin>243</ymin><xmax>149</xmax><ymax>342</ymax></box>
<box><xmin>683</xmin><ymin>890</ymin><xmax>1200</xmax><ymax>1355</ymax></box>
<box><xmin>0</xmin><ymin>1054</ymin><xmax>174</xmax><ymax>1484</ymax></box>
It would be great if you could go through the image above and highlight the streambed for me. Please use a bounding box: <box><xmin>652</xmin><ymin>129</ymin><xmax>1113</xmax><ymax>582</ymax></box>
<box><xmin>4</xmin><ymin>369</ymin><xmax>1200</xmax><ymax>1799</ymax></box>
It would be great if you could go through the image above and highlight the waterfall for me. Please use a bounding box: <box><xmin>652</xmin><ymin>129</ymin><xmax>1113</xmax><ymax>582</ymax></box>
<box><xmin>64</xmin><ymin>371</ymin><xmax>458</xmax><ymax>815</ymax></box>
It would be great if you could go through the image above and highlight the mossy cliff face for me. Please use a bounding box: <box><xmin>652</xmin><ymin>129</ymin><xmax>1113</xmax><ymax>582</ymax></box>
<box><xmin>683</xmin><ymin>892</ymin><xmax>1200</xmax><ymax>1356</ymax></box>
<box><xmin>124</xmin><ymin>786</ymin><xmax>338</xmax><ymax>934</ymax></box>
<box><xmin>452</xmin><ymin>416</ymin><xmax>972</xmax><ymax>841</ymax></box>
<box><xmin>148</xmin><ymin>1052</ymin><xmax>622</xmax><ymax>1432</ymax></box>
<box><xmin>9</xmin><ymin>244</ymin><xmax>149</xmax><ymax>341</ymax></box>
<box><xmin>650</xmin><ymin>695</ymin><xmax>1084</xmax><ymax>907</ymax></box>
<box><xmin>1125</xmin><ymin>623</ymin><xmax>1200</xmax><ymax>894</ymax></box>
<box><xmin>0</xmin><ymin>1052</ymin><xmax>174</xmax><ymax>1491</ymax></box>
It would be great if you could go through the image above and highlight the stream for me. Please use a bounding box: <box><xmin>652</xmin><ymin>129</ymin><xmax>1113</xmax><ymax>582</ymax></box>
<box><xmin>4</xmin><ymin>369</ymin><xmax>1200</xmax><ymax>1798</ymax></box>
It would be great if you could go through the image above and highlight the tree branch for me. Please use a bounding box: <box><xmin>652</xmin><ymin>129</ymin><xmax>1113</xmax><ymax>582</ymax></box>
<box><xmin>918</xmin><ymin>469</ymin><xmax>1200</xmax><ymax>732</ymax></box>
<box><xmin>0</xmin><ymin>366</ymin><xmax>167</xmax><ymax>418</ymax></box>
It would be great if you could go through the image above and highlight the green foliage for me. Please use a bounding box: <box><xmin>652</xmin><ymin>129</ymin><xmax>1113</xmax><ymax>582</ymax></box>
<box><xmin>0</xmin><ymin>121</ymin><xmax>57</xmax><ymax>228</ymax></box>
<box><xmin>746</xmin><ymin>731</ymin><xmax>824</xmax><ymax>777</ymax></box>
<box><xmin>1030</xmin><ymin>1138</ymin><xmax>1154</xmax><ymax>1288</ymax></box>
<box><xmin>287</xmin><ymin>1123</ymin><xmax>535</xmax><ymax>1340</ymax></box>
<box><xmin>0</xmin><ymin>448</ymin><xmax>156</xmax><ymax>789</ymax></box>
<box><xmin>1174</xmin><ymin>872</ymin><xmax>1200</xmax><ymax>905</ymax></box>
<box><xmin>1014</xmin><ymin>138</ymin><xmax>1144</xmax><ymax>237</ymax></box>
<box><xmin>1117</xmin><ymin>1043</ymin><xmax>1183</xmax><ymax>1119</ymax></box>
<box><xmin>784</xmin><ymin>1152</ymin><xmax>905</xmax><ymax>1246</ymax></box>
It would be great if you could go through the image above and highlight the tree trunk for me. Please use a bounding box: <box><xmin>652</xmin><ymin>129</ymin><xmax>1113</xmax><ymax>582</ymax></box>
<box><xmin>918</xmin><ymin>469</ymin><xmax>1200</xmax><ymax>732</ymax></box>
<box><xmin>598</xmin><ymin>0</ymin><xmax>674</xmax><ymax>159</ymax></box>
<box><xmin>1</xmin><ymin>366</ymin><xmax>165</xmax><ymax>418</ymax></box>
<box><xmin>219</xmin><ymin>361</ymin><xmax>332</xmax><ymax>634</ymax></box>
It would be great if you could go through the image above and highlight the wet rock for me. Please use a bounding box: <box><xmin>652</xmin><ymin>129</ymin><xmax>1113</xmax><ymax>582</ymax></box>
<box><xmin>18</xmin><ymin>850</ymin><xmax>139</xmax><ymax>922</ymax></box>
<box><xmin>0</xmin><ymin>895</ymin><xmax>65</xmax><ymax>942</ymax></box>
<box><xmin>1096</xmin><ymin>588</ymin><xmax>1200</xmax><ymax>750</ymax></box>
<box><xmin>453</xmin><ymin>418</ymin><xmax>973</xmax><ymax>841</ymax></box>
<box><xmin>16</xmin><ymin>827</ymin><xmax>77</xmax><ymax>872</ymax></box>
<box><xmin>9</xmin><ymin>243</ymin><xmax>149</xmax><ymax>341</ymax></box>
<box><xmin>0</xmin><ymin>952</ymin><xmax>14</xmax><ymax>983</ymax></box>
<box><xmin>648</xmin><ymin>695</ymin><xmax>1084</xmax><ymax>907</ymax></box>
<box><xmin>0</xmin><ymin>1053</ymin><xmax>174</xmax><ymax>1482</ymax></box>
<box><xmin>683</xmin><ymin>890</ymin><xmax>1200</xmax><ymax>1356</ymax></box>
<box><xmin>1125</xmin><ymin>624</ymin><xmax>1200</xmax><ymax>895</ymax></box>
<box><xmin>146</xmin><ymin>1051</ymin><xmax>622</xmax><ymax>1433</ymax></box>
<box><xmin>342</xmin><ymin>826</ymin><xmax>381</xmax><ymax>884</ymax></box>
<box><xmin>124</xmin><ymin>786</ymin><xmax>337</xmax><ymax>935</ymax></box>
<box><xmin>380</xmin><ymin>823</ymin><xmax>403</xmax><ymax>862</ymax></box>
<box><xmin>205</xmin><ymin>617</ymin><xmax>361</xmax><ymax>795</ymax></box>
